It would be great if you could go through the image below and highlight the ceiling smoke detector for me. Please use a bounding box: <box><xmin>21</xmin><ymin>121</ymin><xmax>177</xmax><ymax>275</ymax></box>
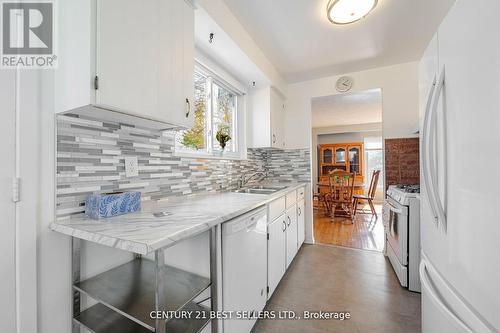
<box><xmin>327</xmin><ymin>0</ymin><xmax>378</xmax><ymax>25</ymax></box>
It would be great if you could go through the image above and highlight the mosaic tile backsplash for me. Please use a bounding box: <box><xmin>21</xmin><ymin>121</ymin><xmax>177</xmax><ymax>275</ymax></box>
<box><xmin>56</xmin><ymin>114</ymin><xmax>310</xmax><ymax>218</ymax></box>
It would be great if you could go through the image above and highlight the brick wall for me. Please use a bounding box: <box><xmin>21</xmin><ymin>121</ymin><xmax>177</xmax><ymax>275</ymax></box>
<box><xmin>384</xmin><ymin>138</ymin><xmax>419</xmax><ymax>188</ymax></box>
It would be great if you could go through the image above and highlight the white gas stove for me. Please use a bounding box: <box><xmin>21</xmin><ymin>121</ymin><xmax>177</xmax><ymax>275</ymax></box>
<box><xmin>384</xmin><ymin>184</ymin><xmax>421</xmax><ymax>292</ymax></box>
<box><xmin>386</xmin><ymin>184</ymin><xmax>420</xmax><ymax>205</ymax></box>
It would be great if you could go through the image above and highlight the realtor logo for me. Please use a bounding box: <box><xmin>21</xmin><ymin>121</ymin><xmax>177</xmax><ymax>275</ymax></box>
<box><xmin>1</xmin><ymin>1</ymin><xmax>57</xmax><ymax>68</ymax></box>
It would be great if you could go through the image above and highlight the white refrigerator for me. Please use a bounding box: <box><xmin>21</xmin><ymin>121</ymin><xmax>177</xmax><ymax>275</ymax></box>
<box><xmin>419</xmin><ymin>0</ymin><xmax>500</xmax><ymax>332</ymax></box>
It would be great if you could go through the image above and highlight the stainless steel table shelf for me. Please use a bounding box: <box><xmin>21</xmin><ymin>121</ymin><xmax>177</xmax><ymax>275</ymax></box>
<box><xmin>74</xmin><ymin>258</ymin><xmax>210</xmax><ymax>331</ymax></box>
<box><xmin>71</xmin><ymin>227</ymin><xmax>218</xmax><ymax>333</ymax></box>
<box><xmin>75</xmin><ymin>302</ymin><xmax>210</xmax><ymax>333</ymax></box>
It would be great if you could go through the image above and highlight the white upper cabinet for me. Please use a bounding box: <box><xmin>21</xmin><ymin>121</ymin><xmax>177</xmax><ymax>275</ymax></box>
<box><xmin>248</xmin><ymin>86</ymin><xmax>286</xmax><ymax>148</ymax></box>
<box><xmin>96</xmin><ymin>0</ymin><xmax>194</xmax><ymax>128</ymax></box>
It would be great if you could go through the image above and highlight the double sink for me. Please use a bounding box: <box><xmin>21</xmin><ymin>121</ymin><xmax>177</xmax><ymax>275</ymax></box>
<box><xmin>233</xmin><ymin>185</ymin><xmax>287</xmax><ymax>195</ymax></box>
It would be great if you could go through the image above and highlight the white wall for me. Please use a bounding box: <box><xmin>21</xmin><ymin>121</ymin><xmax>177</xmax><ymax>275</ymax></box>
<box><xmin>285</xmin><ymin>62</ymin><xmax>420</xmax><ymax>149</ymax></box>
<box><xmin>317</xmin><ymin>130</ymin><xmax>383</xmax><ymax>144</ymax></box>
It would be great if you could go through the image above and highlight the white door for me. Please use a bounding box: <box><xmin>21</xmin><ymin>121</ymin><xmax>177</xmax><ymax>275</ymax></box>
<box><xmin>0</xmin><ymin>71</ymin><xmax>17</xmax><ymax>332</ymax></box>
<box><xmin>297</xmin><ymin>199</ymin><xmax>305</xmax><ymax>247</ymax></box>
<box><xmin>285</xmin><ymin>206</ymin><xmax>298</xmax><ymax>268</ymax></box>
<box><xmin>267</xmin><ymin>215</ymin><xmax>286</xmax><ymax>298</ymax></box>
<box><xmin>422</xmin><ymin>0</ymin><xmax>500</xmax><ymax>330</ymax></box>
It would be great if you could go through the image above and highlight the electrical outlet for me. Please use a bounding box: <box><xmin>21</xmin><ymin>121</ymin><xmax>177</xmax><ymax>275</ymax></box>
<box><xmin>125</xmin><ymin>156</ymin><xmax>139</xmax><ymax>177</ymax></box>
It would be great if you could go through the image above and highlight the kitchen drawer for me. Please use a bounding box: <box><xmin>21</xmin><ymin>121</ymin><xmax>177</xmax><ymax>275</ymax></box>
<box><xmin>297</xmin><ymin>186</ymin><xmax>305</xmax><ymax>201</ymax></box>
<box><xmin>286</xmin><ymin>190</ymin><xmax>297</xmax><ymax>208</ymax></box>
<box><xmin>268</xmin><ymin>196</ymin><xmax>286</xmax><ymax>222</ymax></box>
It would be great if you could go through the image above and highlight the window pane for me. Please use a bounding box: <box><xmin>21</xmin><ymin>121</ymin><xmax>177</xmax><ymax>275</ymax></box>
<box><xmin>364</xmin><ymin>136</ymin><xmax>383</xmax><ymax>150</ymax></box>
<box><xmin>176</xmin><ymin>71</ymin><xmax>207</xmax><ymax>151</ymax></box>
<box><xmin>212</xmin><ymin>82</ymin><xmax>237</xmax><ymax>153</ymax></box>
<box><xmin>366</xmin><ymin>150</ymin><xmax>383</xmax><ymax>188</ymax></box>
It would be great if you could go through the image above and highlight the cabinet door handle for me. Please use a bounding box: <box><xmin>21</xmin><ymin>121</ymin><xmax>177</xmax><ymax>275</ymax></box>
<box><xmin>282</xmin><ymin>220</ymin><xmax>286</xmax><ymax>232</ymax></box>
<box><xmin>287</xmin><ymin>216</ymin><xmax>291</xmax><ymax>226</ymax></box>
<box><xmin>185</xmin><ymin>98</ymin><xmax>191</xmax><ymax>118</ymax></box>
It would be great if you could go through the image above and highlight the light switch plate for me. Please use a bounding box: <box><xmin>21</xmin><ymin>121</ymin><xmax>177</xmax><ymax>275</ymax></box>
<box><xmin>124</xmin><ymin>156</ymin><xmax>139</xmax><ymax>177</ymax></box>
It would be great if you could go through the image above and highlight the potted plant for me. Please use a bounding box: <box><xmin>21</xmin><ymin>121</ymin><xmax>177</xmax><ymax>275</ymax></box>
<box><xmin>215</xmin><ymin>124</ymin><xmax>231</xmax><ymax>154</ymax></box>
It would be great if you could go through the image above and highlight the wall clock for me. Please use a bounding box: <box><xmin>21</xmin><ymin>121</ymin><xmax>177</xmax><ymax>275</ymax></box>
<box><xmin>336</xmin><ymin>76</ymin><xmax>353</xmax><ymax>92</ymax></box>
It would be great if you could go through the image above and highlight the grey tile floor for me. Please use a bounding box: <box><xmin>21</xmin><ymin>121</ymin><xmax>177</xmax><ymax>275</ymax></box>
<box><xmin>253</xmin><ymin>244</ymin><xmax>421</xmax><ymax>333</ymax></box>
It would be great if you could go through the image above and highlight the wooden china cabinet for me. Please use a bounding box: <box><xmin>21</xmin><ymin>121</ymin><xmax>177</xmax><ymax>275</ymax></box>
<box><xmin>319</xmin><ymin>142</ymin><xmax>364</xmax><ymax>194</ymax></box>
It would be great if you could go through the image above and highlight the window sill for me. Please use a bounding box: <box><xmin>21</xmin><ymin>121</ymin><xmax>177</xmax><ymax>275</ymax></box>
<box><xmin>174</xmin><ymin>151</ymin><xmax>247</xmax><ymax>161</ymax></box>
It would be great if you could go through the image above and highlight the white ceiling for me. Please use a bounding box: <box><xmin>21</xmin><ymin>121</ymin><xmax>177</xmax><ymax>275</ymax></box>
<box><xmin>311</xmin><ymin>89</ymin><xmax>382</xmax><ymax>128</ymax></box>
<box><xmin>195</xmin><ymin>7</ymin><xmax>270</xmax><ymax>90</ymax></box>
<box><xmin>222</xmin><ymin>0</ymin><xmax>455</xmax><ymax>82</ymax></box>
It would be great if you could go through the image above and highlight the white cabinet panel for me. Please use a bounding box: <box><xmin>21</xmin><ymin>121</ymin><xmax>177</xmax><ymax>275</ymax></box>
<box><xmin>270</xmin><ymin>88</ymin><xmax>285</xmax><ymax>148</ymax></box>
<box><xmin>297</xmin><ymin>186</ymin><xmax>305</xmax><ymax>202</ymax></box>
<box><xmin>285</xmin><ymin>190</ymin><xmax>297</xmax><ymax>208</ymax></box>
<box><xmin>267</xmin><ymin>214</ymin><xmax>286</xmax><ymax>299</ymax></box>
<box><xmin>248</xmin><ymin>86</ymin><xmax>286</xmax><ymax>148</ymax></box>
<box><xmin>96</xmin><ymin>0</ymin><xmax>194</xmax><ymax>127</ymax></box>
<box><xmin>297</xmin><ymin>199</ymin><xmax>305</xmax><ymax>248</ymax></box>
<box><xmin>285</xmin><ymin>205</ymin><xmax>298</xmax><ymax>268</ymax></box>
<box><xmin>268</xmin><ymin>196</ymin><xmax>286</xmax><ymax>222</ymax></box>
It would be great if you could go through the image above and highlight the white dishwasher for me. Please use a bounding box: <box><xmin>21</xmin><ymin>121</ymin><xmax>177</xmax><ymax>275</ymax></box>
<box><xmin>222</xmin><ymin>207</ymin><xmax>268</xmax><ymax>333</ymax></box>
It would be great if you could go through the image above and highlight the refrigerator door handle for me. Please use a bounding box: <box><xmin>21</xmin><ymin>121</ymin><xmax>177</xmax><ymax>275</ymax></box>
<box><xmin>422</xmin><ymin>74</ymin><xmax>439</xmax><ymax>222</ymax></box>
<box><xmin>428</xmin><ymin>67</ymin><xmax>448</xmax><ymax>230</ymax></box>
<box><xmin>420</xmin><ymin>260</ymin><xmax>474</xmax><ymax>333</ymax></box>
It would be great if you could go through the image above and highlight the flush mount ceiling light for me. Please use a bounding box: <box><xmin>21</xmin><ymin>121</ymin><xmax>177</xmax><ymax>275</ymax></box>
<box><xmin>327</xmin><ymin>0</ymin><xmax>378</xmax><ymax>25</ymax></box>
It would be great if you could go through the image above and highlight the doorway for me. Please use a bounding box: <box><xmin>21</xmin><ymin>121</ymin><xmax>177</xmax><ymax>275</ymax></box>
<box><xmin>311</xmin><ymin>88</ymin><xmax>385</xmax><ymax>251</ymax></box>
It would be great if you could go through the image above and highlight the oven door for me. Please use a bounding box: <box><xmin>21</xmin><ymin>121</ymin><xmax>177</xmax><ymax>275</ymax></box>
<box><xmin>384</xmin><ymin>196</ymin><xmax>409</xmax><ymax>265</ymax></box>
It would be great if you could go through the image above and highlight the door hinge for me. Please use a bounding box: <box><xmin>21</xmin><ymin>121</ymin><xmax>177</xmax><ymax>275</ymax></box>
<box><xmin>267</xmin><ymin>233</ymin><xmax>269</xmax><ymax>240</ymax></box>
<box><xmin>267</xmin><ymin>286</ymin><xmax>269</xmax><ymax>294</ymax></box>
<box><xmin>94</xmin><ymin>75</ymin><xmax>99</xmax><ymax>90</ymax></box>
<box><xmin>12</xmin><ymin>177</ymin><xmax>20</xmax><ymax>202</ymax></box>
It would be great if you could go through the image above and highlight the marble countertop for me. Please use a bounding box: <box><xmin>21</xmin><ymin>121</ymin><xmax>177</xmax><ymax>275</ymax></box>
<box><xmin>50</xmin><ymin>183</ymin><xmax>307</xmax><ymax>255</ymax></box>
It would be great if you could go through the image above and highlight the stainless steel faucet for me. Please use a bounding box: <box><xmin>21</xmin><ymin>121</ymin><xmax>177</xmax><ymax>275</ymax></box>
<box><xmin>237</xmin><ymin>171</ymin><xmax>267</xmax><ymax>189</ymax></box>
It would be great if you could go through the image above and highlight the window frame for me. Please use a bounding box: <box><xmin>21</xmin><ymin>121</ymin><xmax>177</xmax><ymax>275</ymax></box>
<box><xmin>364</xmin><ymin>148</ymin><xmax>384</xmax><ymax>189</ymax></box>
<box><xmin>174</xmin><ymin>64</ymin><xmax>245</xmax><ymax>159</ymax></box>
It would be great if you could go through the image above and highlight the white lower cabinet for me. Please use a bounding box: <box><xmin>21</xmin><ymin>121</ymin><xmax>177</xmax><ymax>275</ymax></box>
<box><xmin>285</xmin><ymin>205</ymin><xmax>298</xmax><ymax>268</ymax></box>
<box><xmin>267</xmin><ymin>188</ymin><xmax>306</xmax><ymax>299</ymax></box>
<box><xmin>297</xmin><ymin>199</ymin><xmax>305</xmax><ymax>248</ymax></box>
<box><xmin>267</xmin><ymin>214</ymin><xmax>286</xmax><ymax>299</ymax></box>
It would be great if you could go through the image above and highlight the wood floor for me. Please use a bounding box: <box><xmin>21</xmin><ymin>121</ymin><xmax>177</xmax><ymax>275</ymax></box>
<box><xmin>254</xmin><ymin>244</ymin><xmax>421</xmax><ymax>333</ymax></box>
<box><xmin>313</xmin><ymin>203</ymin><xmax>385</xmax><ymax>251</ymax></box>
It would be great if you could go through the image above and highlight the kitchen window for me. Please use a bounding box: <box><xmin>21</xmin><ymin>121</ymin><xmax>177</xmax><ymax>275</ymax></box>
<box><xmin>175</xmin><ymin>66</ymin><xmax>242</xmax><ymax>158</ymax></box>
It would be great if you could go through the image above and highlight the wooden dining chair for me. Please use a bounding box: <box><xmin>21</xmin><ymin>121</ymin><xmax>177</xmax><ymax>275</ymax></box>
<box><xmin>313</xmin><ymin>184</ymin><xmax>329</xmax><ymax>213</ymax></box>
<box><xmin>324</xmin><ymin>169</ymin><xmax>356</xmax><ymax>222</ymax></box>
<box><xmin>353</xmin><ymin>170</ymin><xmax>381</xmax><ymax>219</ymax></box>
